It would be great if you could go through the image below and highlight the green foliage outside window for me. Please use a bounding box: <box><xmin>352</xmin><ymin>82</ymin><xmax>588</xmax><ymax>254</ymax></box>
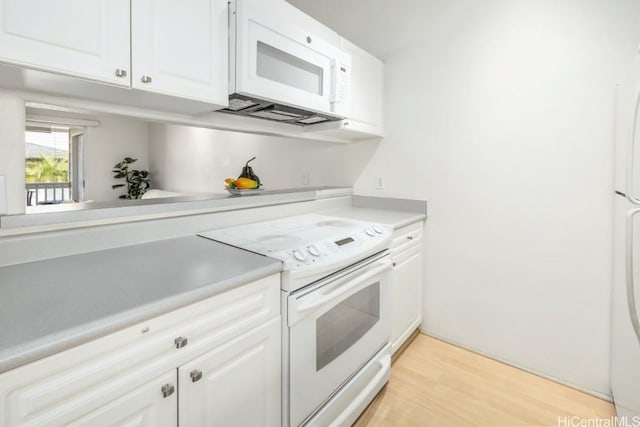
<box><xmin>25</xmin><ymin>155</ymin><xmax>69</xmax><ymax>183</ymax></box>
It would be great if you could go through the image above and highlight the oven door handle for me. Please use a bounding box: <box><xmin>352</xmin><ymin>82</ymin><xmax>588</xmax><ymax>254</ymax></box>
<box><xmin>296</xmin><ymin>258</ymin><xmax>392</xmax><ymax>313</ymax></box>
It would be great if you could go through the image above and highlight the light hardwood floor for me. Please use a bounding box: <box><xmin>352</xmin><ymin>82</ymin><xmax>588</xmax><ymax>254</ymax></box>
<box><xmin>355</xmin><ymin>334</ymin><xmax>615</xmax><ymax>427</ymax></box>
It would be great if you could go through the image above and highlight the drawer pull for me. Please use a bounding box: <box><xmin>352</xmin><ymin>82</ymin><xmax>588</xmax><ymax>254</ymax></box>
<box><xmin>190</xmin><ymin>369</ymin><xmax>203</xmax><ymax>382</ymax></box>
<box><xmin>115</xmin><ymin>69</ymin><xmax>127</xmax><ymax>78</ymax></box>
<box><xmin>407</xmin><ymin>236</ymin><xmax>414</xmax><ymax>240</ymax></box>
<box><xmin>161</xmin><ymin>383</ymin><xmax>175</xmax><ymax>398</ymax></box>
<box><xmin>174</xmin><ymin>336</ymin><xmax>188</xmax><ymax>349</ymax></box>
<box><xmin>141</xmin><ymin>75</ymin><xmax>153</xmax><ymax>83</ymax></box>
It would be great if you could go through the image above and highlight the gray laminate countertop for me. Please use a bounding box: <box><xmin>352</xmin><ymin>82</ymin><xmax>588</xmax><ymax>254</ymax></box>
<box><xmin>0</xmin><ymin>236</ymin><xmax>281</xmax><ymax>374</ymax></box>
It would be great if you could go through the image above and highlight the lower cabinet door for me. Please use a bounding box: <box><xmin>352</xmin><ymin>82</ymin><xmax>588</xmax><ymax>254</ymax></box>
<box><xmin>178</xmin><ymin>317</ymin><xmax>281</xmax><ymax>427</ymax></box>
<box><xmin>66</xmin><ymin>370</ymin><xmax>177</xmax><ymax>427</ymax></box>
<box><xmin>391</xmin><ymin>245</ymin><xmax>423</xmax><ymax>353</ymax></box>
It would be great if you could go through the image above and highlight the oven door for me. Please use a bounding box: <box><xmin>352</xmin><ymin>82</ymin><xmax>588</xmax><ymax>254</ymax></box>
<box><xmin>231</xmin><ymin>0</ymin><xmax>350</xmax><ymax>117</ymax></box>
<box><xmin>287</xmin><ymin>252</ymin><xmax>391</xmax><ymax>426</ymax></box>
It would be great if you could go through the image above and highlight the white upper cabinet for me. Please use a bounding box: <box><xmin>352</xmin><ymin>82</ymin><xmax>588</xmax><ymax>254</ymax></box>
<box><xmin>0</xmin><ymin>0</ymin><xmax>130</xmax><ymax>86</ymax></box>
<box><xmin>131</xmin><ymin>0</ymin><xmax>228</xmax><ymax>107</ymax></box>
<box><xmin>307</xmin><ymin>37</ymin><xmax>384</xmax><ymax>139</ymax></box>
<box><xmin>342</xmin><ymin>38</ymin><xmax>384</xmax><ymax>136</ymax></box>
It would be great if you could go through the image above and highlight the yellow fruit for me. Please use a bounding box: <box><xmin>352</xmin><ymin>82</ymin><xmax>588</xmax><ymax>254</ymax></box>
<box><xmin>224</xmin><ymin>178</ymin><xmax>235</xmax><ymax>184</ymax></box>
<box><xmin>234</xmin><ymin>177</ymin><xmax>258</xmax><ymax>189</ymax></box>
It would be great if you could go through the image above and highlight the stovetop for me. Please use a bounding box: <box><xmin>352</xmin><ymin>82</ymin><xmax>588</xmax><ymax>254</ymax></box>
<box><xmin>198</xmin><ymin>214</ymin><xmax>392</xmax><ymax>291</ymax></box>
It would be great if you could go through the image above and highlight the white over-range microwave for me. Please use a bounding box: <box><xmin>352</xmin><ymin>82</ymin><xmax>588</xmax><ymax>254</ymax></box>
<box><xmin>224</xmin><ymin>0</ymin><xmax>351</xmax><ymax>126</ymax></box>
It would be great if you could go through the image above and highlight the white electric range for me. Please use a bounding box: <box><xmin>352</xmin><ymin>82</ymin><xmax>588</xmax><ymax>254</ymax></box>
<box><xmin>199</xmin><ymin>214</ymin><xmax>394</xmax><ymax>426</ymax></box>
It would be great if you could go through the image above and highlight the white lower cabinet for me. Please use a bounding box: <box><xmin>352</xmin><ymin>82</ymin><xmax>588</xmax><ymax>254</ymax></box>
<box><xmin>178</xmin><ymin>317</ymin><xmax>281</xmax><ymax>427</ymax></box>
<box><xmin>67</xmin><ymin>370</ymin><xmax>178</xmax><ymax>427</ymax></box>
<box><xmin>0</xmin><ymin>274</ymin><xmax>280</xmax><ymax>427</ymax></box>
<box><xmin>390</xmin><ymin>221</ymin><xmax>424</xmax><ymax>354</ymax></box>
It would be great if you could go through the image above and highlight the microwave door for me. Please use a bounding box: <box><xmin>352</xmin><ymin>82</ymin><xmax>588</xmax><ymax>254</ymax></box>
<box><xmin>233</xmin><ymin>0</ymin><xmax>341</xmax><ymax>115</ymax></box>
<box><xmin>244</xmin><ymin>24</ymin><xmax>332</xmax><ymax>113</ymax></box>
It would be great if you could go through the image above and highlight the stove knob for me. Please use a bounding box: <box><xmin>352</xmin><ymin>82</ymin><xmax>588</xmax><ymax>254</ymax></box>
<box><xmin>373</xmin><ymin>225</ymin><xmax>383</xmax><ymax>234</ymax></box>
<box><xmin>293</xmin><ymin>250</ymin><xmax>307</xmax><ymax>262</ymax></box>
<box><xmin>365</xmin><ymin>227</ymin><xmax>376</xmax><ymax>237</ymax></box>
<box><xmin>308</xmin><ymin>245</ymin><xmax>321</xmax><ymax>257</ymax></box>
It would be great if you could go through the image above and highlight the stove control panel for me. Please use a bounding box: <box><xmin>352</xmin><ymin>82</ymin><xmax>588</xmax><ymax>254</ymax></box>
<box><xmin>282</xmin><ymin>224</ymin><xmax>392</xmax><ymax>271</ymax></box>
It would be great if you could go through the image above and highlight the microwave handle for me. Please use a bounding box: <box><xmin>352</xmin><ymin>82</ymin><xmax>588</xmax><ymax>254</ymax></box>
<box><xmin>296</xmin><ymin>258</ymin><xmax>392</xmax><ymax>313</ymax></box>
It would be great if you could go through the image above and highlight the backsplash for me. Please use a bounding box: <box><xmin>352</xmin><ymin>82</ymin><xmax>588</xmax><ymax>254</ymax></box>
<box><xmin>148</xmin><ymin>123</ymin><xmax>378</xmax><ymax>195</ymax></box>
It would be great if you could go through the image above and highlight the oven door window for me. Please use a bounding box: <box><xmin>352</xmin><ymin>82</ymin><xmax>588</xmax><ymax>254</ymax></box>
<box><xmin>316</xmin><ymin>282</ymin><xmax>380</xmax><ymax>371</ymax></box>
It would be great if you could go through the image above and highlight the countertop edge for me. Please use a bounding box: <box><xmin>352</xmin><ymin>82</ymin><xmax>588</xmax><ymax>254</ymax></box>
<box><xmin>0</xmin><ymin>262</ymin><xmax>282</xmax><ymax>374</ymax></box>
<box><xmin>1</xmin><ymin>187</ymin><xmax>353</xmax><ymax>232</ymax></box>
<box><xmin>391</xmin><ymin>213</ymin><xmax>427</xmax><ymax>229</ymax></box>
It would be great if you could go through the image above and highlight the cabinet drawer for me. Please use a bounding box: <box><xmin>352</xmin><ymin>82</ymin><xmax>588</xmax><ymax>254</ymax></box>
<box><xmin>171</xmin><ymin>273</ymin><xmax>280</xmax><ymax>358</ymax></box>
<box><xmin>390</xmin><ymin>221</ymin><xmax>423</xmax><ymax>254</ymax></box>
<box><xmin>0</xmin><ymin>274</ymin><xmax>280</xmax><ymax>427</ymax></box>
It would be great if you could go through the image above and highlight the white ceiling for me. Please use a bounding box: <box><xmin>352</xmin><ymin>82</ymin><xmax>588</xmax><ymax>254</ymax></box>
<box><xmin>285</xmin><ymin>0</ymin><xmax>462</xmax><ymax>58</ymax></box>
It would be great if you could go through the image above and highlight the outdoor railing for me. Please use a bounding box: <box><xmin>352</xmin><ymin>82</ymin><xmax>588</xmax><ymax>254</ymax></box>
<box><xmin>26</xmin><ymin>182</ymin><xmax>72</xmax><ymax>206</ymax></box>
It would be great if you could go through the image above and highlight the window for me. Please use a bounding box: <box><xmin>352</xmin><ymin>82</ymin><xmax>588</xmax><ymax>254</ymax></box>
<box><xmin>25</xmin><ymin>124</ymin><xmax>85</xmax><ymax>207</ymax></box>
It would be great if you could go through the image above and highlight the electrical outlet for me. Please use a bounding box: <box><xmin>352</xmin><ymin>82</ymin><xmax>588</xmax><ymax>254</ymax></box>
<box><xmin>376</xmin><ymin>176</ymin><xmax>385</xmax><ymax>190</ymax></box>
<box><xmin>302</xmin><ymin>171</ymin><xmax>310</xmax><ymax>186</ymax></box>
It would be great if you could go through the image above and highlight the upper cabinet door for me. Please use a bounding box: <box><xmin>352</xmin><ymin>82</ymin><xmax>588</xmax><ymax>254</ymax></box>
<box><xmin>340</xmin><ymin>38</ymin><xmax>384</xmax><ymax>136</ymax></box>
<box><xmin>131</xmin><ymin>0</ymin><xmax>228</xmax><ymax>108</ymax></box>
<box><xmin>0</xmin><ymin>0</ymin><xmax>130</xmax><ymax>86</ymax></box>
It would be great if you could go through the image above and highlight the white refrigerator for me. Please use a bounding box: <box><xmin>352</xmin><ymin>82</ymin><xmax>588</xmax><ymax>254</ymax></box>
<box><xmin>612</xmin><ymin>48</ymin><xmax>640</xmax><ymax>420</ymax></box>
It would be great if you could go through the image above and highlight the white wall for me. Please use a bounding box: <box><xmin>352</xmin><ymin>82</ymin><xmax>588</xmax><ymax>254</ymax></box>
<box><xmin>0</xmin><ymin>92</ymin><xmax>25</xmax><ymax>214</ymax></box>
<box><xmin>148</xmin><ymin>123</ymin><xmax>376</xmax><ymax>194</ymax></box>
<box><xmin>85</xmin><ymin>115</ymin><xmax>149</xmax><ymax>202</ymax></box>
<box><xmin>350</xmin><ymin>0</ymin><xmax>640</xmax><ymax>397</ymax></box>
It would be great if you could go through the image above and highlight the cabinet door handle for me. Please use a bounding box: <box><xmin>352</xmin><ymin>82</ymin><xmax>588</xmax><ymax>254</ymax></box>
<box><xmin>407</xmin><ymin>236</ymin><xmax>414</xmax><ymax>240</ymax></box>
<box><xmin>161</xmin><ymin>383</ymin><xmax>175</xmax><ymax>398</ymax></box>
<box><xmin>190</xmin><ymin>369</ymin><xmax>203</xmax><ymax>382</ymax></box>
<box><xmin>174</xmin><ymin>336</ymin><xmax>188</xmax><ymax>349</ymax></box>
<box><xmin>115</xmin><ymin>69</ymin><xmax>127</xmax><ymax>78</ymax></box>
<box><xmin>141</xmin><ymin>75</ymin><xmax>153</xmax><ymax>83</ymax></box>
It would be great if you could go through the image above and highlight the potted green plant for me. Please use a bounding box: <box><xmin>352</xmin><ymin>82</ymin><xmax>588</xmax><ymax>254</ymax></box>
<box><xmin>112</xmin><ymin>157</ymin><xmax>150</xmax><ymax>199</ymax></box>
